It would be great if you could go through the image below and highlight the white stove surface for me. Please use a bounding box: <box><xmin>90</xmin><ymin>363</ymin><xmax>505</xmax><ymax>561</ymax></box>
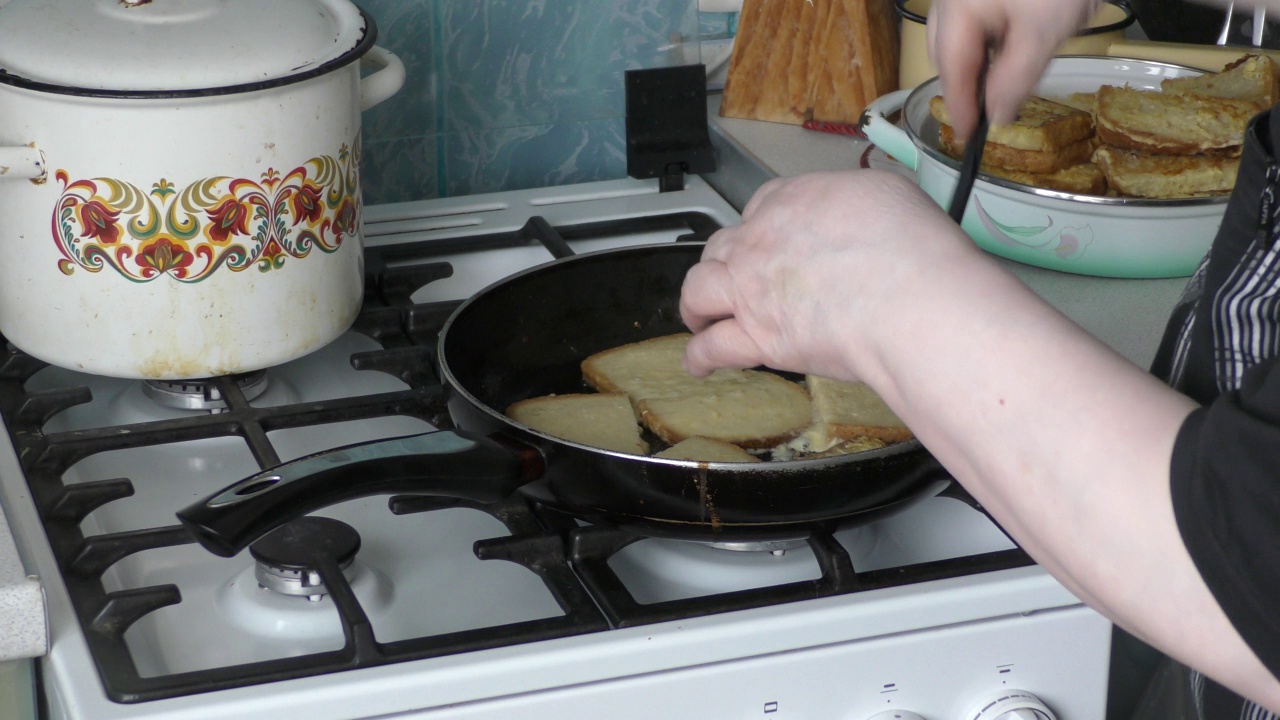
<box><xmin>0</xmin><ymin>177</ymin><xmax>1111</xmax><ymax>720</ymax></box>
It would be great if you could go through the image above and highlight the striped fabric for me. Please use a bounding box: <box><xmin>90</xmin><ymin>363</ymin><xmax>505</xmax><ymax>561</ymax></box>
<box><xmin>1161</xmin><ymin>156</ymin><xmax>1280</xmax><ymax>720</ymax></box>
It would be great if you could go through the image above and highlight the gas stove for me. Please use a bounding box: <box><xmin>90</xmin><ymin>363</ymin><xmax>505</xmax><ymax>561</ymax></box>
<box><xmin>0</xmin><ymin>175</ymin><xmax>1111</xmax><ymax>720</ymax></box>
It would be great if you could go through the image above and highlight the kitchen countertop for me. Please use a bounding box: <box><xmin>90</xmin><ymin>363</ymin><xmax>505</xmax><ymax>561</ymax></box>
<box><xmin>0</xmin><ymin>497</ymin><xmax>45</xmax><ymax>664</ymax></box>
<box><xmin>703</xmin><ymin>94</ymin><xmax>1190</xmax><ymax>369</ymax></box>
<box><xmin>0</xmin><ymin>660</ymin><xmax>35</xmax><ymax>720</ymax></box>
<box><xmin>0</xmin><ymin>489</ymin><xmax>45</xmax><ymax>720</ymax></box>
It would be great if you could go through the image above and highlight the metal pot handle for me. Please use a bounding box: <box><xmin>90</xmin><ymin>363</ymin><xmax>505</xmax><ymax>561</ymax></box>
<box><xmin>360</xmin><ymin>45</ymin><xmax>407</xmax><ymax>112</ymax></box>
<box><xmin>858</xmin><ymin>89</ymin><xmax>918</xmax><ymax>171</ymax></box>
<box><xmin>0</xmin><ymin>145</ymin><xmax>44</xmax><ymax>181</ymax></box>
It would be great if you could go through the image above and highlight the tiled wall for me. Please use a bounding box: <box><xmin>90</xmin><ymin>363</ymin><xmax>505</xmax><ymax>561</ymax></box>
<box><xmin>357</xmin><ymin>0</ymin><xmax>705</xmax><ymax>205</ymax></box>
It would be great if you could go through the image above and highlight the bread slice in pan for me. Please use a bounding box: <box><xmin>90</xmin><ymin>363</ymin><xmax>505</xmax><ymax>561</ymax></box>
<box><xmin>805</xmin><ymin>375</ymin><xmax>914</xmax><ymax>445</ymax></box>
<box><xmin>1161</xmin><ymin>54</ymin><xmax>1280</xmax><ymax>111</ymax></box>
<box><xmin>929</xmin><ymin>95</ymin><xmax>1093</xmax><ymax>152</ymax></box>
<box><xmin>635</xmin><ymin>375</ymin><xmax>812</xmax><ymax>449</ymax></box>
<box><xmin>655</xmin><ymin>436</ymin><xmax>762</xmax><ymax>463</ymax></box>
<box><xmin>1092</xmin><ymin>145</ymin><xmax>1239</xmax><ymax>199</ymax></box>
<box><xmin>1094</xmin><ymin>85</ymin><xmax>1255</xmax><ymax>157</ymax></box>
<box><xmin>938</xmin><ymin>123</ymin><xmax>1098</xmax><ymax>176</ymax></box>
<box><xmin>583</xmin><ymin>333</ymin><xmax>709</xmax><ymax>400</ymax></box>
<box><xmin>582</xmin><ymin>333</ymin><xmax>812</xmax><ymax>449</ymax></box>
<box><xmin>506</xmin><ymin>393</ymin><xmax>648</xmax><ymax>455</ymax></box>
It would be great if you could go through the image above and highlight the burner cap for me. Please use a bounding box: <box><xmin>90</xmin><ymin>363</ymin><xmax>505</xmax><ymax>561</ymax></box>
<box><xmin>142</xmin><ymin>371</ymin><xmax>269</xmax><ymax>412</ymax></box>
<box><xmin>249</xmin><ymin>517</ymin><xmax>361</xmax><ymax>600</ymax></box>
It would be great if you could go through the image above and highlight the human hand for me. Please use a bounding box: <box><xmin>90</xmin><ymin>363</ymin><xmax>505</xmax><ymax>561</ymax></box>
<box><xmin>928</xmin><ymin>0</ymin><xmax>1098</xmax><ymax>138</ymax></box>
<box><xmin>679</xmin><ymin>170</ymin><xmax>977</xmax><ymax>382</ymax></box>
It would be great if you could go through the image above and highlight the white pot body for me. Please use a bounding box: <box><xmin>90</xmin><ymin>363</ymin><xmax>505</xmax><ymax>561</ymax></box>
<box><xmin>0</xmin><ymin>66</ymin><xmax>377</xmax><ymax>379</ymax></box>
<box><xmin>861</xmin><ymin>57</ymin><xmax>1230</xmax><ymax>279</ymax></box>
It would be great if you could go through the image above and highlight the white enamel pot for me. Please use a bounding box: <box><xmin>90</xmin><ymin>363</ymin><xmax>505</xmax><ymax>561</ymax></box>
<box><xmin>0</xmin><ymin>0</ymin><xmax>405</xmax><ymax>379</ymax></box>
<box><xmin>859</xmin><ymin>56</ymin><xmax>1229</xmax><ymax>279</ymax></box>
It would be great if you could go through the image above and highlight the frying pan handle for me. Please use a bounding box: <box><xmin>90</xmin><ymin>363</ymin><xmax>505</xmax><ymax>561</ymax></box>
<box><xmin>176</xmin><ymin>429</ymin><xmax>538</xmax><ymax>558</ymax></box>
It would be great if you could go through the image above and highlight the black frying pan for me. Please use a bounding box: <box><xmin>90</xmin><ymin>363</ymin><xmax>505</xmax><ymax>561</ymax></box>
<box><xmin>178</xmin><ymin>243</ymin><xmax>950</xmax><ymax>557</ymax></box>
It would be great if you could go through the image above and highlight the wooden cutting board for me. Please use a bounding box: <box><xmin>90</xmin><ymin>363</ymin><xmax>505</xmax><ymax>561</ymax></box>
<box><xmin>720</xmin><ymin>0</ymin><xmax>900</xmax><ymax>125</ymax></box>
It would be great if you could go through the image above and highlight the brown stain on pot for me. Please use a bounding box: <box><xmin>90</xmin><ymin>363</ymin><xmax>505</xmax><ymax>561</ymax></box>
<box><xmin>136</xmin><ymin>356</ymin><xmax>227</xmax><ymax>381</ymax></box>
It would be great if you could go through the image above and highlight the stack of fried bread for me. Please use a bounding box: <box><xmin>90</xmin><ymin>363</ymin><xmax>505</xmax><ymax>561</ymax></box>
<box><xmin>1088</xmin><ymin>54</ymin><xmax>1277</xmax><ymax>198</ymax></box>
<box><xmin>929</xmin><ymin>95</ymin><xmax>1106</xmax><ymax>194</ymax></box>
<box><xmin>504</xmin><ymin>333</ymin><xmax>914</xmax><ymax>462</ymax></box>
<box><xmin>931</xmin><ymin>54</ymin><xmax>1278</xmax><ymax>198</ymax></box>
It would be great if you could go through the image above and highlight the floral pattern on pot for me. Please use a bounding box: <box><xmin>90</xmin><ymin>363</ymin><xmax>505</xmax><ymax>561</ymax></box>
<box><xmin>50</xmin><ymin>143</ymin><xmax>361</xmax><ymax>283</ymax></box>
<box><xmin>973</xmin><ymin>196</ymin><xmax>1095</xmax><ymax>260</ymax></box>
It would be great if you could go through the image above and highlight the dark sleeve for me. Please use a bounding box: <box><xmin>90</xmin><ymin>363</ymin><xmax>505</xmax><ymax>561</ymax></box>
<box><xmin>1171</xmin><ymin>356</ymin><xmax>1280</xmax><ymax>680</ymax></box>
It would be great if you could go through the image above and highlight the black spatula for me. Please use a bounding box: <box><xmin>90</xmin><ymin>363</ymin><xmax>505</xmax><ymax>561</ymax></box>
<box><xmin>947</xmin><ymin>98</ymin><xmax>989</xmax><ymax>224</ymax></box>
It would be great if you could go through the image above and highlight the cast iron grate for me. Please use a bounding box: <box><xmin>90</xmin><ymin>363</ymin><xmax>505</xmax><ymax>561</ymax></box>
<box><xmin>0</xmin><ymin>213</ymin><xmax>714</xmax><ymax>703</ymax></box>
<box><xmin>563</xmin><ymin>481</ymin><xmax>1035</xmax><ymax>629</ymax></box>
<box><xmin>0</xmin><ymin>210</ymin><xmax>1034</xmax><ymax>704</ymax></box>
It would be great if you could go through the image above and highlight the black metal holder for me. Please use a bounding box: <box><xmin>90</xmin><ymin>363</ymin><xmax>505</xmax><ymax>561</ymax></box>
<box><xmin>625</xmin><ymin>64</ymin><xmax>717</xmax><ymax>192</ymax></box>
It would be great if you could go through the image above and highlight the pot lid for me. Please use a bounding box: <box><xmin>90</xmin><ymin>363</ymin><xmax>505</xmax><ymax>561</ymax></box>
<box><xmin>0</xmin><ymin>0</ymin><xmax>375</xmax><ymax>97</ymax></box>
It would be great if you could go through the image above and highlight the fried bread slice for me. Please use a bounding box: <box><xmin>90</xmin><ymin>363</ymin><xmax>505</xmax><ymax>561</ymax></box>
<box><xmin>805</xmin><ymin>375</ymin><xmax>914</xmax><ymax>445</ymax></box>
<box><xmin>507</xmin><ymin>393</ymin><xmax>648</xmax><ymax>455</ymax></box>
<box><xmin>582</xmin><ymin>334</ymin><xmax>812</xmax><ymax>449</ymax></box>
<box><xmin>1091</xmin><ymin>145</ymin><xmax>1239</xmax><ymax>198</ymax></box>
<box><xmin>635</xmin><ymin>376</ymin><xmax>812</xmax><ymax>449</ymax></box>
<box><xmin>1094</xmin><ymin>85</ymin><xmax>1254</xmax><ymax>157</ymax></box>
<box><xmin>937</xmin><ymin>124</ymin><xmax>1106</xmax><ymax>193</ymax></box>
<box><xmin>929</xmin><ymin>95</ymin><xmax>1093</xmax><ymax>151</ymax></box>
<box><xmin>1053</xmin><ymin>91</ymin><xmax>1097</xmax><ymax>117</ymax></box>
<box><xmin>584</xmin><ymin>333</ymin><xmax>707</xmax><ymax>399</ymax></box>
<box><xmin>983</xmin><ymin>162</ymin><xmax>1108</xmax><ymax>195</ymax></box>
<box><xmin>1161</xmin><ymin>54</ymin><xmax>1280</xmax><ymax>111</ymax></box>
<box><xmin>939</xmin><ymin>123</ymin><xmax>1096</xmax><ymax>174</ymax></box>
<box><xmin>654</xmin><ymin>436</ymin><xmax>762</xmax><ymax>463</ymax></box>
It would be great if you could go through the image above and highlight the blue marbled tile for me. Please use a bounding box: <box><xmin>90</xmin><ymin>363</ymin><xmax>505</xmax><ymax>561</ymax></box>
<box><xmin>356</xmin><ymin>0</ymin><xmax>702</xmax><ymax>204</ymax></box>
<box><xmin>361</xmin><ymin>135</ymin><xmax>441</xmax><ymax>205</ymax></box>
<box><xmin>443</xmin><ymin>118</ymin><xmax>627</xmax><ymax>197</ymax></box>
<box><xmin>356</xmin><ymin>0</ymin><xmax>440</xmax><ymax>143</ymax></box>
<box><xmin>698</xmin><ymin>11</ymin><xmax>735</xmax><ymax>38</ymax></box>
<box><xmin>438</xmin><ymin>0</ymin><xmax>701</xmax><ymax>134</ymax></box>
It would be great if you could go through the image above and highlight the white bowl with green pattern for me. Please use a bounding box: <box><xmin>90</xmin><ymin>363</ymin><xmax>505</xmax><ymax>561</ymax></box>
<box><xmin>860</xmin><ymin>56</ymin><xmax>1230</xmax><ymax>279</ymax></box>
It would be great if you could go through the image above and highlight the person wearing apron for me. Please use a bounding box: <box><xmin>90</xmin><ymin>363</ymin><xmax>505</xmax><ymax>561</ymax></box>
<box><xmin>677</xmin><ymin>0</ymin><xmax>1280</xmax><ymax>715</ymax></box>
<box><xmin>1145</xmin><ymin>106</ymin><xmax>1280</xmax><ymax>719</ymax></box>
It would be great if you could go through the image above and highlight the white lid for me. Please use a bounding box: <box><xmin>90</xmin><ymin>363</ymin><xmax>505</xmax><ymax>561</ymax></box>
<box><xmin>0</xmin><ymin>0</ymin><xmax>373</xmax><ymax>95</ymax></box>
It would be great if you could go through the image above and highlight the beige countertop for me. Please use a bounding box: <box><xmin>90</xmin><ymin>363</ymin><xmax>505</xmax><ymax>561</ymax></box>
<box><xmin>703</xmin><ymin>95</ymin><xmax>1190</xmax><ymax>369</ymax></box>
<box><xmin>0</xmin><ymin>497</ymin><xmax>46</xmax><ymax>664</ymax></box>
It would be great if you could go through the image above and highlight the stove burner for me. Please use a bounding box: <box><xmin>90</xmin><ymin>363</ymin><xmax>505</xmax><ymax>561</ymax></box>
<box><xmin>249</xmin><ymin>517</ymin><xmax>361</xmax><ymax>602</ymax></box>
<box><xmin>142</xmin><ymin>371</ymin><xmax>269</xmax><ymax>412</ymax></box>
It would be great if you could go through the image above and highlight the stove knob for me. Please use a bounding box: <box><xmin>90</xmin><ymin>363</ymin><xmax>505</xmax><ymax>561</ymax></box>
<box><xmin>867</xmin><ymin>712</ymin><xmax>926</xmax><ymax>720</ymax></box>
<box><xmin>965</xmin><ymin>690</ymin><xmax>1056</xmax><ymax>720</ymax></box>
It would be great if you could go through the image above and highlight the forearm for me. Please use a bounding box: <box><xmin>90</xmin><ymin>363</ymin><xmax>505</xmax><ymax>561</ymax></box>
<box><xmin>854</xmin><ymin>240</ymin><xmax>1280</xmax><ymax>707</ymax></box>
